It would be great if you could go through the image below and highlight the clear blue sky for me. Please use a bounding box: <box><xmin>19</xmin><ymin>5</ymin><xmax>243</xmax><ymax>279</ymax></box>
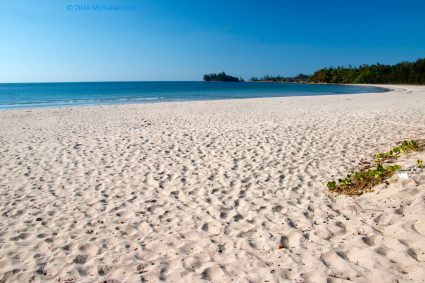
<box><xmin>1</xmin><ymin>0</ymin><xmax>424</xmax><ymax>82</ymax></box>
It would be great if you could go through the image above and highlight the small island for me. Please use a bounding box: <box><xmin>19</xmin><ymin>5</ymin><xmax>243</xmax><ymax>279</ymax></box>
<box><xmin>203</xmin><ymin>72</ymin><xmax>243</xmax><ymax>82</ymax></box>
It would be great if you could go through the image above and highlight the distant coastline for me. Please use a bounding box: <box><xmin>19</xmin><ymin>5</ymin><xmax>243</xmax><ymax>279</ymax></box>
<box><xmin>205</xmin><ymin>58</ymin><xmax>425</xmax><ymax>85</ymax></box>
<box><xmin>309</xmin><ymin>58</ymin><xmax>425</xmax><ymax>84</ymax></box>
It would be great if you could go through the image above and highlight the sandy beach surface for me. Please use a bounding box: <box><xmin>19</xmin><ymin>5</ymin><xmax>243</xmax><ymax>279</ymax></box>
<box><xmin>1</xmin><ymin>85</ymin><xmax>425</xmax><ymax>283</ymax></box>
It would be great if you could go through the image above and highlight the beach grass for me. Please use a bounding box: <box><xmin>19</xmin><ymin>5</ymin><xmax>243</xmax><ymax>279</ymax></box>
<box><xmin>328</xmin><ymin>140</ymin><xmax>423</xmax><ymax>195</ymax></box>
<box><xmin>374</xmin><ymin>140</ymin><xmax>422</xmax><ymax>162</ymax></box>
<box><xmin>327</xmin><ymin>164</ymin><xmax>401</xmax><ymax>195</ymax></box>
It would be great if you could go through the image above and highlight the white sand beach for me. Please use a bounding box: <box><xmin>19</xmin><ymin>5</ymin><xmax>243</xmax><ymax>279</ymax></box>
<box><xmin>1</xmin><ymin>85</ymin><xmax>425</xmax><ymax>283</ymax></box>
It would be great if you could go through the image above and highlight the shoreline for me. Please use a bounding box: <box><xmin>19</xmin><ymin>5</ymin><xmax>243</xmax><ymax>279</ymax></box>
<box><xmin>0</xmin><ymin>83</ymin><xmax>390</xmax><ymax>111</ymax></box>
<box><xmin>1</xmin><ymin>85</ymin><xmax>425</xmax><ymax>282</ymax></box>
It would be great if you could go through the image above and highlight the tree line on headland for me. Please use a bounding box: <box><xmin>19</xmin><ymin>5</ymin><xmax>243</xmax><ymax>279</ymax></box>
<box><xmin>309</xmin><ymin>58</ymin><xmax>425</xmax><ymax>84</ymax></box>
<box><xmin>203</xmin><ymin>58</ymin><xmax>425</xmax><ymax>84</ymax></box>
<box><xmin>250</xmin><ymin>74</ymin><xmax>309</xmax><ymax>83</ymax></box>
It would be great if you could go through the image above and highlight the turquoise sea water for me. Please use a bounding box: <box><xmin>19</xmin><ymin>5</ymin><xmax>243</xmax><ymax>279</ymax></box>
<box><xmin>0</xmin><ymin>82</ymin><xmax>386</xmax><ymax>110</ymax></box>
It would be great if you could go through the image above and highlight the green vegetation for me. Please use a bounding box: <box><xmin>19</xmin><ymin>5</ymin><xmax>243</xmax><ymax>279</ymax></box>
<box><xmin>374</xmin><ymin>140</ymin><xmax>421</xmax><ymax>162</ymax></box>
<box><xmin>206</xmin><ymin>57</ymin><xmax>425</xmax><ymax>85</ymax></box>
<box><xmin>327</xmin><ymin>164</ymin><xmax>401</xmax><ymax>195</ymax></box>
<box><xmin>250</xmin><ymin>74</ymin><xmax>310</xmax><ymax>83</ymax></box>
<box><xmin>309</xmin><ymin>58</ymin><xmax>425</xmax><ymax>84</ymax></box>
<box><xmin>203</xmin><ymin>72</ymin><xmax>243</xmax><ymax>82</ymax></box>
<box><xmin>328</xmin><ymin>140</ymin><xmax>423</xmax><ymax>196</ymax></box>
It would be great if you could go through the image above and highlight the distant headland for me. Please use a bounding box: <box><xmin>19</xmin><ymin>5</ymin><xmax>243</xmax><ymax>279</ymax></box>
<box><xmin>309</xmin><ymin>58</ymin><xmax>425</xmax><ymax>84</ymax></box>
<box><xmin>250</xmin><ymin>74</ymin><xmax>310</xmax><ymax>83</ymax></box>
<box><xmin>204</xmin><ymin>58</ymin><xmax>425</xmax><ymax>85</ymax></box>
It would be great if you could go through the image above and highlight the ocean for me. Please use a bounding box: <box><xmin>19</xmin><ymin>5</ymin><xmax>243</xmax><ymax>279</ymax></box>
<box><xmin>0</xmin><ymin>81</ymin><xmax>386</xmax><ymax>109</ymax></box>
